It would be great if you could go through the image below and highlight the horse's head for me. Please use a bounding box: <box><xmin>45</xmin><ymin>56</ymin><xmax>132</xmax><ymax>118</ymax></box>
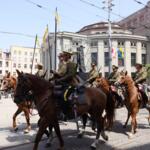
<box><xmin>14</xmin><ymin>70</ymin><xmax>53</xmax><ymax>103</ymax></box>
<box><xmin>1</xmin><ymin>73</ymin><xmax>16</xmax><ymax>91</ymax></box>
<box><xmin>14</xmin><ymin>70</ymin><xmax>32</xmax><ymax>101</ymax></box>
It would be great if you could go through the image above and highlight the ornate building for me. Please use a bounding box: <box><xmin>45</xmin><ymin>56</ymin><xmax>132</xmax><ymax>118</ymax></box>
<box><xmin>41</xmin><ymin>22</ymin><xmax>148</xmax><ymax>78</ymax></box>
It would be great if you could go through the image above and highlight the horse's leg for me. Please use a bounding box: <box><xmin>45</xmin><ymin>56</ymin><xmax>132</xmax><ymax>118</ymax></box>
<box><xmin>77</xmin><ymin>114</ymin><xmax>87</xmax><ymax>138</ymax></box>
<box><xmin>22</xmin><ymin>106</ymin><xmax>31</xmax><ymax>134</ymax></box>
<box><xmin>123</xmin><ymin>111</ymin><xmax>131</xmax><ymax>128</ymax></box>
<box><xmin>129</xmin><ymin>111</ymin><xmax>137</xmax><ymax>138</ymax></box>
<box><xmin>33</xmin><ymin>117</ymin><xmax>48</xmax><ymax>150</ymax></box>
<box><xmin>45</xmin><ymin>125</ymin><xmax>54</xmax><ymax>148</ymax></box>
<box><xmin>91</xmin><ymin>116</ymin><xmax>108</xmax><ymax>149</ymax></box>
<box><xmin>53</xmin><ymin>120</ymin><xmax>64</xmax><ymax>150</ymax></box>
<box><xmin>13</xmin><ymin>107</ymin><xmax>22</xmax><ymax>131</ymax></box>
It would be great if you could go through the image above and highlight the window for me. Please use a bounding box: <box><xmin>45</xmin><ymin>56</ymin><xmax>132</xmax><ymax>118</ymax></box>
<box><xmin>131</xmin><ymin>53</ymin><xmax>136</xmax><ymax>66</ymax></box>
<box><xmin>13</xmin><ymin>50</ymin><xmax>17</xmax><ymax>55</ymax></box>
<box><xmin>142</xmin><ymin>43</ymin><xmax>146</xmax><ymax>48</ymax></box>
<box><xmin>6</xmin><ymin>53</ymin><xmax>9</xmax><ymax>59</ymax></box>
<box><xmin>5</xmin><ymin>70</ymin><xmax>8</xmax><ymax>74</ymax></box>
<box><xmin>131</xmin><ymin>42</ymin><xmax>136</xmax><ymax>47</ymax></box>
<box><xmin>105</xmin><ymin>52</ymin><xmax>109</xmax><ymax>66</ymax></box>
<box><xmin>0</xmin><ymin>70</ymin><xmax>2</xmax><ymax>74</ymax></box>
<box><xmin>30</xmin><ymin>64</ymin><xmax>32</xmax><ymax>69</ymax></box>
<box><xmin>0</xmin><ymin>53</ymin><xmax>2</xmax><ymax>58</ymax></box>
<box><xmin>25</xmin><ymin>51</ymin><xmax>28</xmax><ymax>55</ymax></box>
<box><xmin>142</xmin><ymin>54</ymin><xmax>146</xmax><ymax>64</ymax></box>
<box><xmin>91</xmin><ymin>52</ymin><xmax>97</xmax><ymax>65</ymax></box>
<box><xmin>118</xmin><ymin>41</ymin><xmax>124</xmax><ymax>47</ymax></box>
<box><xmin>13</xmin><ymin>72</ymin><xmax>16</xmax><ymax>76</ymax></box>
<box><xmin>18</xmin><ymin>64</ymin><xmax>21</xmax><ymax>68</ymax></box>
<box><xmin>118</xmin><ymin>58</ymin><xmax>124</xmax><ymax>66</ymax></box>
<box><xmin>104</xmin><ymin>41</ymin><xmax>108</xmax><ymax>47</ymax></box>
<box><xmin>13</xmin><ymin>63</ymin><xmax>16</xmax><ymax>68</ymax></box>
<box><xmin>18</xmin><ymin>51</ymin><xmax>21</xmax><ymax>55</ymax></box>
<box><xmin>30</xmin><ymin>52</ymin><xmax>33</xmax><ymax>56</ymax></box>
<box><xmin>24</xmin><ymin>64</ymin><xmax>27</xmax><ymax>68</ymax></box>
<box><xmin>0</xmin><ymin>61</ymin><xmax>2</xmax><ymax>67</ymax></box>
<box><xmin>91</xmin><ymin>41</ymin><xmax>98</xmax><ymax>47</ymax></box>
<box><xmin>105</xmin><ymin>72</ymin><xmax>109</xmax><ymax>78</ymax></box>
<box><xmin>35</xmin><ymin>58</ymin><xmax>38</xmax><ymax>62</ymax></box>
<box><xmin>6</xmin><ymin>61</ymin><xmax>9</xmax><ymax>67</ymax></box>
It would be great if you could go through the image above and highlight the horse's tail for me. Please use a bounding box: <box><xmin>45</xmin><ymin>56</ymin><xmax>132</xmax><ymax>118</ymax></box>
<box><xmin>105</xmin><ymin>92</ymin><xmax>115</xmax><ymax>129</ymax></box>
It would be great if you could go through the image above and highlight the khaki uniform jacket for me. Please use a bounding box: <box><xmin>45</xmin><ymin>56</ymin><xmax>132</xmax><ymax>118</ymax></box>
<box><xmin>108</xmin><ymin>71</ymin><xmax>120</xmax><ymax>83</ymax></box>
<box><xmin>134</xmin><ymin>68</ymin><xmax>148</xmax><ymax>84</ymax></box>
<box><xmin>87</xmin><ymin>68</ymin><xmax>99</xmax><ymax>83</ymax></box>
<box><xmin>57</xmin><ymin>62</ymin><xmax>67</xmax><ymax>77</ymax></box>
<box><xmin>57</xmin><ymin>60</ymin><xmax>77</xmax><ymax>85</ymax></box>
<box><xmin>36</xmin><ymin>69</ymin><xmax>44</xmax><ymax>77</ymax></box>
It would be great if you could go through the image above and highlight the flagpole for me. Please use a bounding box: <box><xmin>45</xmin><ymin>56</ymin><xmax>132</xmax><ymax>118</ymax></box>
<box><xmin>47</xmin><ymin>25</ymin><xmax>52</xmax><ymax>72</ymax></box>
<box><xmin>54</xmin><ymin>7</ymin><xmax>58</xmax><ymax>70</ymax></box>
<box><xmin>31</xmin><ymin>34</ymin><xmax>37</xmax><ymax>74</ymax></box>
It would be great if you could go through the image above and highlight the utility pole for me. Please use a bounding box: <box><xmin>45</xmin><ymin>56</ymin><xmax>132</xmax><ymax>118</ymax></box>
<box><xmin>103</xmin><ymin>0</ymin><xmax>114</xmax><ymax>74</ymax></box>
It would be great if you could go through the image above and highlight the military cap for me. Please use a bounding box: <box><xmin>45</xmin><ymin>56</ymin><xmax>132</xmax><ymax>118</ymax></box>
<box><xmin>135</xmin><ymin>63</ymin><xmax>143</xmax><ymax>68</ymax></box>
<box><xmin>112</xmin><ymin>65</ymin><xmax>118</xmax><ymax>69</ymax></box>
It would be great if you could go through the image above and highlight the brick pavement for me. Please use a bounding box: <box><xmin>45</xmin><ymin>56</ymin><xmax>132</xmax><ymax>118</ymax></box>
<box><xmin>1</xmin><ymin>97</ymin><xmax>150</xmax><ymax>150</ymax></box>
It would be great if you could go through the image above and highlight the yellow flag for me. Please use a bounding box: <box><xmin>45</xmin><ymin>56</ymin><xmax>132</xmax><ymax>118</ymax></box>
<box><xmin>43</xmin><ymin>25</ymin><xmax>49</xmax><ymax>44</ymax></box>
<box><xmin>55</xmin><ymin>9</ymin><xmax>61</xmax><ymax>25</ymax></box>
<box><xmin>36</xmin><ymin>35</ymin><xmax>40</xmax><ymax>47</ymax></box>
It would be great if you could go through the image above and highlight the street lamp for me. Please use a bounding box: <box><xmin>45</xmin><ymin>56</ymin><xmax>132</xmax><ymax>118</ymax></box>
<box><xmin>103</xmin><ymin>0</ymin><xmax>115</xmax><ymax>74</ymax></box>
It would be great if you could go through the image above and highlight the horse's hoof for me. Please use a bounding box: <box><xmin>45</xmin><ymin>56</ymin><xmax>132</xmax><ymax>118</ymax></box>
<box><xmin>13</xmin><ymin>127</ymin><xmax>18</xmax><ymax>132</ymax></box>
<box><xmin>101</xmin><ymin>132</ymin><xmax>108</xmax><ymax>141</ymax></box>
<box><xmin>57</xmin><ymin>147</ymin><xmax>64</xmax><ymax>150</ymax></box>
<box><xmin>77</xmin><ymin>133</ymin><xmax>83</xmax><ymax>139</ymax></box>
<box><xmin>128</xmin><ymin>133</ymin><xmax>133</xmax><ymax>139</ymax></box>
<box><xmin>24</xmin><ymin>129</ymin><xmax>30</xmax><ymax>134</ymax></box>
<box><xmin>45</xmin><ymin>143</ymin><xmax>51</xmax><ymax>148</ymax></box>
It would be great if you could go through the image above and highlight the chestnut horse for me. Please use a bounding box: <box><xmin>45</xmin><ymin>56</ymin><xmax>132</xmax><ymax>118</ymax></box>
<box><xmin>14</xmin><ymin>70</ymin><xmax>115</xmax><ymax>150</ymax></box>
<box><xmin>116</xmin><ymin>74</ymin><xmax>140</xmax><ymax>138</ymax></box>
<box><xmin>1</xmin><ymin>73</ymin><xmax>31</xmax><ymax>133</ymax></box>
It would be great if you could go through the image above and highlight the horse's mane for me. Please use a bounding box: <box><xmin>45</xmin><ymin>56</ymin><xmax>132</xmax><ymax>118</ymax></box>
<box><xmin>25</xmin><ymin>73</ymin><xmax>52</xmax><ymax>89</ymax></box>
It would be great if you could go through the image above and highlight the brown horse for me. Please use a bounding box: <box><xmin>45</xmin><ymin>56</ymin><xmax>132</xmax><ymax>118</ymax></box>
<box><xmin>1</xmin><ymin>73</ymin><xmax>32</xmax><ymax>133</ymax></box>
<box><xmin>116</xmin><ymin>74</ymin><xmax>140</xmax><ymax>138</ymax></box>
<box><xmin>14</xmin><ymin>70</ymin><xmax>115</xmax><ymax>150</ymax></box>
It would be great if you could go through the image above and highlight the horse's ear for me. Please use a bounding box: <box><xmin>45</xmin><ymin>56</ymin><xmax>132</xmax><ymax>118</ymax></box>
<box><xmin>16</xmin><ymin>69</ymin><xmax>22</xmax><ymax>76</ymax></box>
<box><xmin>7</xmin><ymin>72</ymin><xmax>10</xmax><ymax>78</ymax></box>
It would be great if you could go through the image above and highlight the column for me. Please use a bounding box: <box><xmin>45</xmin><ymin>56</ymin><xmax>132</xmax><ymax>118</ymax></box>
<box><xmin>98</xmin><ymin>40</ymin><xmax>104</xmax><ymax>76</ymax></box>
<box><xmin>83</xmin><ymin>41</ymin><xmax>91</xmax><ymax>72</ymax></box>
<box><xmin>125</xmin><ymin>41</ymin><xmax>131</xmax><ymax>75</ymax></box>
<box><xmin>136</xmin><ymin>42</ymin><xmax>142</xmax><ymax>64</ymax></box>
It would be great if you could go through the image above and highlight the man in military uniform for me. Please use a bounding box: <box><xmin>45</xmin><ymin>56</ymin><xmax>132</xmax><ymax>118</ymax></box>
<box><xmin>134</xmin><ymin>63</ymin><xmax>148</xmax><ymax>84</ymax></box>
<box><xmin>35</xmin><ymin>63</ymin><xmax>44</xmax><ymax>77</ymax></box>
<box><xmin>108</xmin><ymin>65</ymin><xmax>120</xmax><ymax>84</ymax></box>
<box><xmin>50</xmin><ymin>53</ymin><xmax>67</xmax><ymax>79</ymax></box>
<box><xmin>55</xmin><ymin>50</ymin><xmax>77</xmax><ymax>86</ymax></box>
<box><xmin>87</xmin><ymin>63</ymin><xmax>99</xmax><ymax>84</ymax></box>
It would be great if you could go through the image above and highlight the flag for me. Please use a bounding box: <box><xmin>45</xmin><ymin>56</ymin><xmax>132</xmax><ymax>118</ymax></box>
<box><xmin>43</xmin><ymin>25</ymin><xmax>49</xmax><ymax>44</ymax></box>
<box><xmin>117</xmin><ymin>47</ymin><xmax>124</xmax><ymax>58</ymax></box>
<box><xmin>55</xmin><ymin>8</ymin><xmax>61</xmax><ymax>25</ymax></box>
<box><xmin>35</xmin><ymin>35</ymin><xmax>40</xmax><ymax>47</ymax></box>
<box><xmin>112</xmin><ymin>48</ymin><xmax>116</xmax><ymax>58</ymax></box>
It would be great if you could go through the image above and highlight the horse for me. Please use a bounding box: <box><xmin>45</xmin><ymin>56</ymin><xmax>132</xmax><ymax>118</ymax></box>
<box><xmin>0</xmin><ymin>73</ymin><xmax>32</xmax><ymax>133</ymax></box>
<box><xmin>115</xmin><ymin>73</ymin><xmax>140</xmax><ymax>138</ymax></box>
<box><xmin>14</xmin><ymin>70</ymin><xmax>115</xmax><ymax>150</ymax></box>
<box><xmin>95</xmin><ymin>77</ymin><xmax>123</xmax><ymax>108</ymax></box>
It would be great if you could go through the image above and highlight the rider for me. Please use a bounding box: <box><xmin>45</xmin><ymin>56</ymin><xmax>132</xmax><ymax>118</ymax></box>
<box><xmin>134</xmin><ymin>63</ymin><xmax>148</xmax><ymax>84</ymax></box>
<box><xmin>55</xmin><ymin>50</ymin><xmax>77</xmax><ymax>86</ymax></box>
<box><xmin>50</xmin><ymin>53</ymin><xmax>67</xmax><ymax>78</ymax></box>
<box><xmin>35</xmin><ymin>63</ymin><xmax>44</xmax><ymax>77</ymax></box>
<box><xmin>133</xmin><ymin>63</ymin><xmax>149</xmax><ymax>101</ymax></box>
<box><xmin>108</xmin><ymin>65</ymin><xmax>120</xmax><ymax>84</ymax></box>
<box><xmin>87</xmin><ymin>63</ymin><xmax>99</xmax><ymax>84</ymax></box>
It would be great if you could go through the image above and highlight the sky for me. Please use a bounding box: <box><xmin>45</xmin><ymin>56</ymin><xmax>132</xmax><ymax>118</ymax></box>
<box><xmin>0</xmin><ymin>0</ymin><xmax>149</xmax><ymax>49</ymax></box>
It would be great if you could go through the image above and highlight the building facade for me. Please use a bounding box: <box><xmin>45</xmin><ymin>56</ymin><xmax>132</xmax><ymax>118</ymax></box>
<box><xmin>41</xmin><ymin>22</ymin><xmax>149</xmax><ymax>78</ymax></box>
<box><xmin>10</xmin><ymin>46</ymin><xmax>41</xmax><ymax>76</ymax></box>
<box><xmin>0</xmin><ymin>50</ymin><xmax>11</xmax><ymax>80</ymax></box>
